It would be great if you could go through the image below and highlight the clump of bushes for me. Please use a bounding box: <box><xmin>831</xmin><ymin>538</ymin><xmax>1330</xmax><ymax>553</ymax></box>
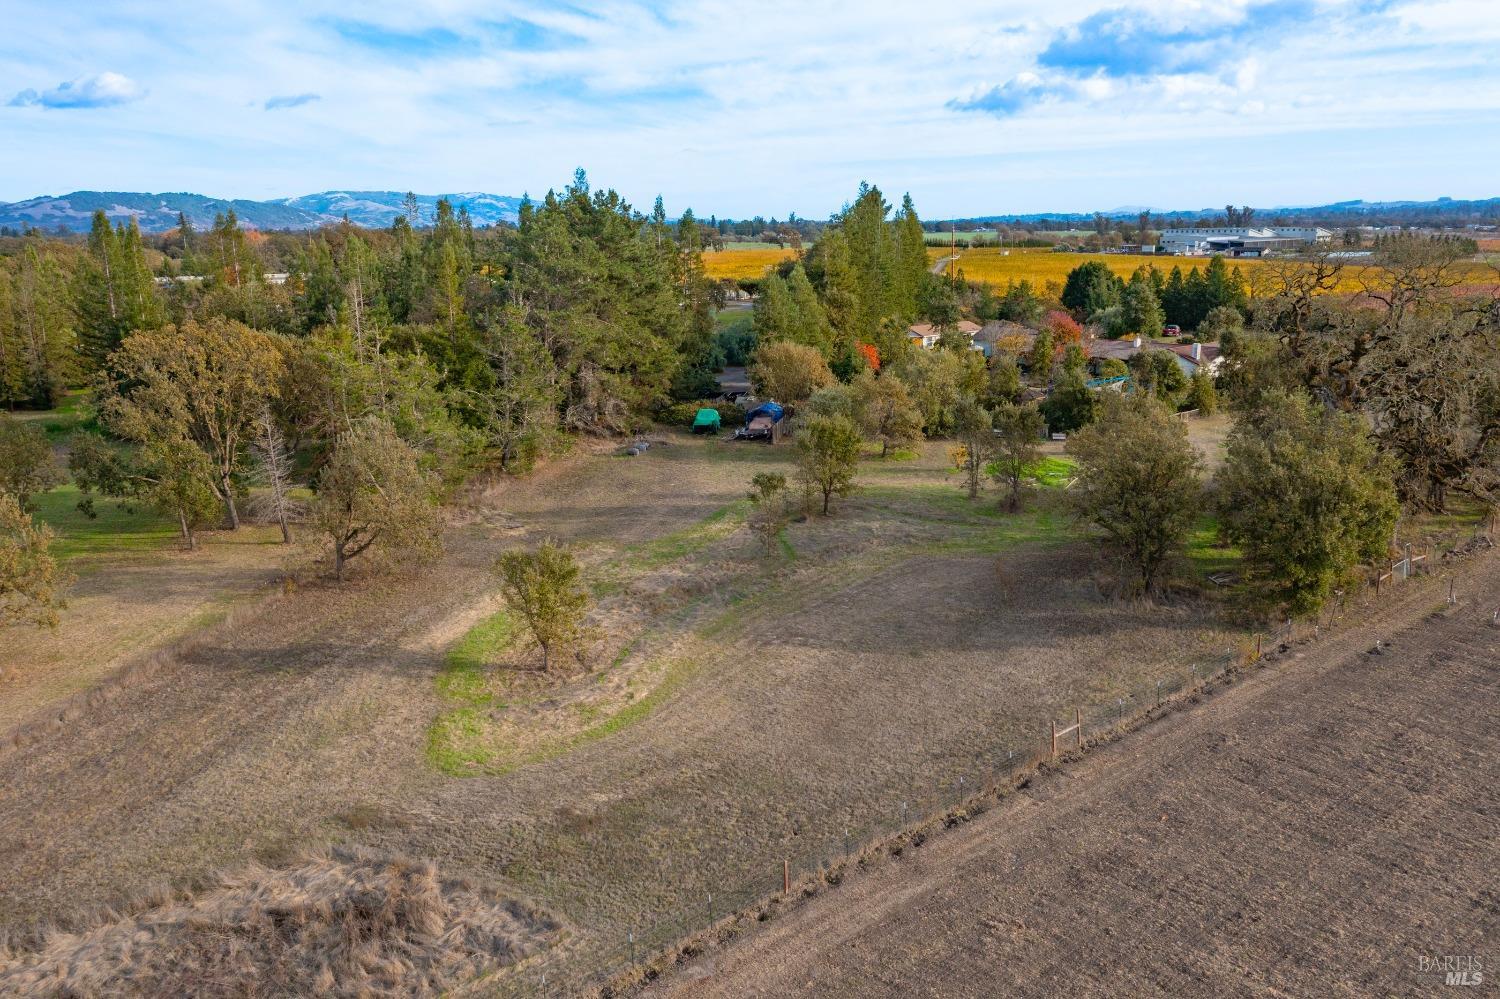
<box><xmin>658</xmin><ymin>400</ymin><xmax>746</xmax><ymax>427</ymax></box>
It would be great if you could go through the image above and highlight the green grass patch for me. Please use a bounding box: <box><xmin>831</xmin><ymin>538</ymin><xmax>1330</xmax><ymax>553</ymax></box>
<box><xmin>777</xmin><ymin>532</ymin><xmax>797</xmax><ymax>560</ymax></box>
<box><xmin>714</xmin><ymin>309</ymin><xmax>754</xmax><ymax>333</ymax></box>
<box><xmin>30</xmin><ymin>484</ymin><xmax>179</xmax><ymax>561</ymax></box>
<box><xmin>540</xmin><ymin>656</ymin><xmax>701</xmax><ymax>755</ymax></box>
<box><xmin>9</xmin><ymin>390</ymin><xmax>90</xmax><ymax>441</ymax></box>
<box><xmin>435</xmin><ymin>608</ymin><xmax>516</xmax><ymax>706</ymax></box>
<box><xmin>1027</xmin><ymin>456</ymin><xmax>1076</xmax><ymax>488</ymax></box>
<box><xmin>426</xmin><ymin>607</ymin><xmax>521</xmax><ymax>774</ymax></box>
<box><xmin>426</xmin><ymin>707</ymin><xmax>494</xmax><ymax>774</ymax></box>
<box><xmin>865</xmin><ymin>446</ymin><xmax>919</xmax><ymax>462</ymax></box>
<box><xmin>860</xmin><ymin>482</ymin><xmax>1009</xmax><ymax>521</ymax></box>
<box><xmin>625</xmin><ymin>501</ymin><xmax>748</xmax><ymax>569</ymax></box>
<box><xmin>1406</xmin><ymin>497</ymin><xmax>1489</xmax><ymax>542</ymax></box>
<box><xmin>1186</xmin><ymin>515</ymin><xmax>1241</xmax><ymax>578</ymax></box>
<box><xmin>430</xmin><ymin>651</ymin><xmax>706</xmax><ymax>777</ymax></box>
<box><xmin>918</xmin><ymin>507</ymin><xmax>1075</xmax><ymax>554</ymax></box>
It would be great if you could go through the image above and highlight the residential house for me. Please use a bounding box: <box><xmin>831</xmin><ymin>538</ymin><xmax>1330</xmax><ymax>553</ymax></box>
<box><xmin>973</xmin><ymin>320</ymin><xmax>1035</xmax><ymax>358</ymax></box>
<box><xmin>907</xmin><ymin>320</ymin><xmax>981</xmax><ymax>350</ymax></box>
<box><xmin>1084</xmin><ymin>336</ymin><xmax>1224</xmax><ymax>379</ymax></box>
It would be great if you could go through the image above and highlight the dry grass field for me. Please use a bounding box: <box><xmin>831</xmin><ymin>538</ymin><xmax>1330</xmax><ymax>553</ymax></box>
<box><xmin>0</xmin><ymin>425</ymin><xmax>1262</xmax><ymax>993</ymax></box>
<box><xmin>0</xmin><ymin>516</ymin><xmax>292</xmax><ymax>732</ymax></box>
<box><xmin>0</xmin><ymin>849</ymin><xmax>560</xmax><ymax>997</ymax></box>
<box><xmin>658</xmin><ymin>551</ymin><xmax>1500</xmax><ymax>998</ymax></box>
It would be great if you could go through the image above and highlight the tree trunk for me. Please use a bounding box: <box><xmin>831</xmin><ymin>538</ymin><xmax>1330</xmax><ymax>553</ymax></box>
<box><xmin>178</xmin><ymin>507</ymin><xmax>194</xmax><ymax>550</ymax></box>
<box><xmin>277</xmin><ymin>512</ymin><xmax>291</xmax><ymax>545</ymax></box>
<box><xmin>541</xmin><ymin>643</ymin><xmax>550</xmax><ymax>672</ymax></box>
<box><xmin>822</xmin><ymin>489</ymin><xmax>831</xmax><ymax>515</ymax></box>
<box><xmin>333</xmin><ymin>544</ymin><xmax>345</xmax><ymax>580</ymax></box>
<box><xmin>221</xmin><ymin>472</ymin><xmax>240</xmax><ymax>530</ymax></box>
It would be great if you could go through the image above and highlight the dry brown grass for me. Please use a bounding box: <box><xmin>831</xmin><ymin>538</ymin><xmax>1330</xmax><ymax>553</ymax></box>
<box><xmin>0</xmin><ymin>848</ymin><xmax>560</xmax><ymax>998</ymax></box>
<box><xmin>657</xmin><ymin>555</ymin><xmax>1500</xmax><ymax>998</ymax></box>
<box><xmin>0</xmin><ymin>528</ymin><xmax>293</xmax><ymax>733</ymax></box>
<box><xmin>0</xmin><ymin>429</ymin><xmax>1254</xmax><ymax>995</ymax></box>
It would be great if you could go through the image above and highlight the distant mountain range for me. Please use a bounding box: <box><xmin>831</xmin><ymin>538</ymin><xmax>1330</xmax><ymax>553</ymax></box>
<box><xmin>0</xmin><ymin>190</ymin><xmax>526</xmax><ymax>233</ymax></box>
<box><xmin>2</xmin><ymin>190</ymin><xmax>1495</xmax><ymax>235</ymax></box>
<box><xmin>955</xmin><ymin>196</ymin><xmax>1500</xmax><ymax>226</ymax></box>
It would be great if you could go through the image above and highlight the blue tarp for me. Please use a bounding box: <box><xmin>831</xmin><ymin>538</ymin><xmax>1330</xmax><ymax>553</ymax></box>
<box><xmin>745</xmin><ymin>402</ymin><xmax>784</xmax><ymax>425</ymax></box>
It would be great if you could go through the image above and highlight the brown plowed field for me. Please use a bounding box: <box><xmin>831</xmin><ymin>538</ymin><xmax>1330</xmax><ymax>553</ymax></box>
<box><xmin>659</xmin><ymin>555</ymin><xmax>1500</xmax><ymax>999</ymax></box>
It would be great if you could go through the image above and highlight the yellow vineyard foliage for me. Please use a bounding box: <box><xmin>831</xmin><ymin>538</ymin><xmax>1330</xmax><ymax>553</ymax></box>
<box><xmin>702</xmin><ymin>247</ymin><xmax>799</xmax><ymax>280</ymax></box>
<box><xmin>933</xmin><ymin>246</ymin><xmax>1498</xmax><ymax>295</ymax></box>
<box><xmin>932</xmin><ymin>247</ymin><xmax>1263</xmax><ymax>289</ymax></box>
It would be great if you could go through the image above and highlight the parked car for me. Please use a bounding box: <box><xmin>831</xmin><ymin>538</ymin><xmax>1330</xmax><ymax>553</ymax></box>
<box><xmin>1162</xmin><ymin>324</ymin><xmax>1182</xmax><ymax>337</ymax></box>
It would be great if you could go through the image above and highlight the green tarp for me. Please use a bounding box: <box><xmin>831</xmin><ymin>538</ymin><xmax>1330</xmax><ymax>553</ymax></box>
<box><xmin>691</xmin><ymin>407</ymin><xmax>721</xmax><ymax>431</ymax></box>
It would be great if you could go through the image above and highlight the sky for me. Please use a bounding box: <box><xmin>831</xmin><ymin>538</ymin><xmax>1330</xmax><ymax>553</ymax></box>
<box><xmin>2</xmin><ymin>0</ymin><xmax>1498</xmax><ymax>219</ymax></box>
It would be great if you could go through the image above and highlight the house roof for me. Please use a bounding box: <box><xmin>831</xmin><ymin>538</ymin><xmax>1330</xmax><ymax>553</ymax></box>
<box><xmin>1147</xmin><ymin>341</ymin><xmax>1223</xmax><ymax>369</ymax></box>
<box><xmin>908</xmin><ymin>320</ymin><xmax>981</xmax><ymax>338</ymax></box>
<box><xmin>976</xmin><ymin>320</ymin><xmax>1033</xmax><ymax>343</ymax></box>
<box><xmin>1086</xmin><ymin>337</ymin><xmax>1143</xmax><ymax>361</ymax></box>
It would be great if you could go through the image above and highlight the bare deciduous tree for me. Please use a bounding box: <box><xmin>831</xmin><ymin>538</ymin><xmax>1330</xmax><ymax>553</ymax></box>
<box><xmin>250</xmin><ymin>403</ymin><xmax>296</xmax><ymax>544</ymax></box>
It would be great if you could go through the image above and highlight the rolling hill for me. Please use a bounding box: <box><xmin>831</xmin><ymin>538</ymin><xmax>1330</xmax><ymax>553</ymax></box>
<box><xmin>0</xmin><ymin>190</ymin><xmax>525</xmax><ymax>233</ymax></box>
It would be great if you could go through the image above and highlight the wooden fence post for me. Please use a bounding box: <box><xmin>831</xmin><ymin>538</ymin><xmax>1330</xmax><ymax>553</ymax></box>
<box><xmin>1075</xmin><ymin>706</ymin><xmax>1082</xmax><ymax>749</ymax></box>
<box><xmin>1050</xmin><ymin>719</ymin><xmax>1057</xmax><ymax>759</ymax></box>
<box><xmin>783</xmin><ymin>859</ymin><xmax>790</xmax><ymax>895</ymax></box>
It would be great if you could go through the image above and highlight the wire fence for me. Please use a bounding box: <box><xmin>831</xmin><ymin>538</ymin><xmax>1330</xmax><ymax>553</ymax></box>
<box><xmin>492</xmin><ymin>528</ymin><xmax>1483</xmax><ymax>998</ymax></box>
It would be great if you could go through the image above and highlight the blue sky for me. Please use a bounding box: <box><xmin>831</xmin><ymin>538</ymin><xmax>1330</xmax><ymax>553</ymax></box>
<box><xmin>1</xmin><ymin>0</ymin><xmax>1497</xmax><ymax>218</ymax></box>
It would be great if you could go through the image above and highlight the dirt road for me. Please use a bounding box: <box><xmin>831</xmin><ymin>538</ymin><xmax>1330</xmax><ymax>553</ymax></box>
<box><xmin>659</xmin><ymin>554</ymin><xmax>1500</xmax><ymax>998</ymax></box>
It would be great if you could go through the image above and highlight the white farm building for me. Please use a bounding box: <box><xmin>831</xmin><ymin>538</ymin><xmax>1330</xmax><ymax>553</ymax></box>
<box><xmin>1159</xmin><ymin>226</ymin><xmax>1331</xmax><ymax>256</ymax></box>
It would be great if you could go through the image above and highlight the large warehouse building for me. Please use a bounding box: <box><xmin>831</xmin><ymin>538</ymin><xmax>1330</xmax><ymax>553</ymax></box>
<box><xmin>1159</xmin><ymin>226</ymin><xmax>1331</xmax><ymax>256</ymax></box>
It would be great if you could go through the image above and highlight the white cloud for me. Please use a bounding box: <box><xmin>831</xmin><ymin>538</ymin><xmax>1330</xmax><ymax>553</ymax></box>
<box><xmin>9</xmin><ymin>71</ymin><xmax>145</xmax><ymax>109</ymax></box>
<box><xmin>1</xmin><ymin>1</ymin><xmax>1498</xmax><ymax>215</ymax></box>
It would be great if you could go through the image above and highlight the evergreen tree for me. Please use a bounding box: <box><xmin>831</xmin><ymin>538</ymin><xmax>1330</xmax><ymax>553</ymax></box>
<box><xmin>893</xmin><ymin>193</ymin><xmax>928</xmax><ymax>319</ymax></box>
<box><xmin>505</xmin><ymin>171</ymin><xmax>685</xmax><ymax>432</ymax></box>
<box><xmin>1218</xmin><ymin>391</ymin><xmax>1398</xmax><ymax>615</ymax></box>
<box><xmin>75</xmin><ymin>212</ymin><xmax>162</xmax><ymax>363</ymax></box>
<box><xmin>668</xmin><ymin>208</ymin><xmax>722</xmax><ymax>399</ymax></box>
<box><xmin>1060</xmin><ymin>260</ymin><xmax>1122</xmax><ymax>318</ymax></box>
<box><xmin>841</xmin><ymin>183</ymin><xmax>897</xmax><ymax>348</ymax></box>
<box><xmin>1120</xmin><ymin>271</ymin><xmax>1165</xmax><ymax>337</ymax></box>
<box><xmin>207</xmin><ymin>210</ymin><xmax>260</xmax><ymax>287</ymax></box>
<box><xmin>1</xmin><ymin>243</ymin><xmax>77</xmax><ymax>407</ymax></box>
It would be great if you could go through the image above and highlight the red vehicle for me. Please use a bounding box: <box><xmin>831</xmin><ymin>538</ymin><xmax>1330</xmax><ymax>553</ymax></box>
<box><xmin>1162</xmin><ymin>324</ymin><xmax>1182</xmax><ymax>337</ymax></box>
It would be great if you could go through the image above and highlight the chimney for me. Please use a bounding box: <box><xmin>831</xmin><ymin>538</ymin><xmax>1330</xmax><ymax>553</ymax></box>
<box><xmin>1132</xmin><ymin>336</ymin><xmax>1142</xmax><ymax>349</ymax></box>
<box><xmin>1191</xmin><ymin>342</ymin><xmax>1202</xmax><ymax>361</ymax></box>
